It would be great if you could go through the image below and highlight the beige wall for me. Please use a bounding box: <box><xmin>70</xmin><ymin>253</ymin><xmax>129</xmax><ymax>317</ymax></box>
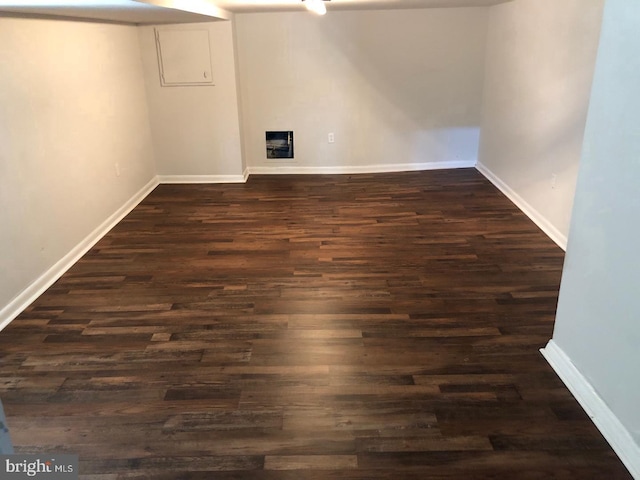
<box><xmin>477</xmin><ymin>0</ymin><xmax>604</xmax><ymax>248</ymax></box>
<box><xmin>138</xmin><ymin>22</ymin><xmax>244</xmax><ymax>179</ymax></box>
<box><xmin>0</xmin><ymin>3</ymin><xmax>610</xmax><ymax>328</ymax></box>
<box><xmin>0</xmin><ymin>18</ymin><xmax>156</xmax><ymax>322</ymax></box>
<box><xmin>234</xmin><ymin>9</ymin><xmax>488</xmax><ymax>173</ymax></box>
<box><xmin>551</xmin><ymin>0</ymin><xmax>640</xmax><ymax>464</ymax></box>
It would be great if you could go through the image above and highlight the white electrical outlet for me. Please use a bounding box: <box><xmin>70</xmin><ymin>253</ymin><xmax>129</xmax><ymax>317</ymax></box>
<box><xmin>551</xmin><ymin>173</ymin><xmax>557</xmax><ymax>189</ymax></box>
<box><xmin>328</xmin><ymin>132</ymin><xmax>335</xmax><ymax>143</ymax></box>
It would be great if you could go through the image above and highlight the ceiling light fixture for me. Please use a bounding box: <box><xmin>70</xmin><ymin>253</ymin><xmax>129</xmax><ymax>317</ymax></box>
<box><xmin>303</xmin><ymin>0</ymin><xmax>327</xmax><ymax>16</ymax></box>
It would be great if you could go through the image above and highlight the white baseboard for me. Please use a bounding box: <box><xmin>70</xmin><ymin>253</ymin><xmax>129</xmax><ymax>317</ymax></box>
<box><xmin>247</xmin><ymin>160</ymin><xmax>476</xmax><ymax>176</ymax></box>
<box><xmin>475</xmin><ymin>162</ymin><xmax>567</xmax><ymax>251</ymax></box>
<box><xmin>0</xmin><ymin>177</ymin><xmax>159</xmax><ymax>332</ymax></box>
<box><xmin>158</xmin><ymin>174</ymin><xmax>247</xmax><ymax>184</ymax></box>
<box><xmin>541</xmin><ymin>340</ymin><xmax>640</xmax><ymax>479</ymax></box>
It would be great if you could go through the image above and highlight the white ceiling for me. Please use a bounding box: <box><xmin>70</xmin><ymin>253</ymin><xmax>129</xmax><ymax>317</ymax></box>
<box><xmin>0</xmin><ymin>0</ymin><xmax>512</xmax><ymax>25</ymax></box>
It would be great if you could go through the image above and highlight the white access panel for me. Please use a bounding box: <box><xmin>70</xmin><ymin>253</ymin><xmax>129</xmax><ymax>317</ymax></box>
<box><xmin>155</xmin><ymin>28</ymin><xmax>214</xmax><ymax>86</ymax></box>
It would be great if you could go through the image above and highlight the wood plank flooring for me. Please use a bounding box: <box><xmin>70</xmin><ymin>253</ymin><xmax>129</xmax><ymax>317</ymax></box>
<box><xmin>1</xmin><ymin>169</ymin><xmax>632</xmax><ymax>479</ymax></box>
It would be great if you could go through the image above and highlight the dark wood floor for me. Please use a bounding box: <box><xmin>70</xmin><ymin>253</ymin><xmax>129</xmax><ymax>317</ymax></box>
<box><xmin>0</xmin><ymin>169</ymin><xmax>632</xmax><ymax>479</ymax></box>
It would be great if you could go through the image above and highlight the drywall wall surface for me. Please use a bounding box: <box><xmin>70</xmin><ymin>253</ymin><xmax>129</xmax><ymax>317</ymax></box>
<box><xmin>138</xmin><ymin>22</ymin><xmax>244</xmax><ymax>177</ymax></box>
<box><xmin>553</xmin><ymin>0</ymin><xmax>640</xmax><ymax>448</ymax></box>
<box><xmin>234</xmin><ymin>8</ymin><xmax>488</xmax><ymax>171</ymax></box>
<box><xmin>0</xmin><ymin>18</ymin><xmax>156</xmax><ymax>315</ymax></box>
<box><xmin>478</xmin><ymin>0</ymin><xmax>603</xmax><ymax>246</ymax></box>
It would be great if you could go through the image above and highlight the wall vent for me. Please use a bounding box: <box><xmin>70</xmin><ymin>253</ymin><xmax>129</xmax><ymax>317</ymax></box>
<box><xmin>266</xmin><ymin>131</ymin><xmax>294</xmax><ymax>159</ymax></box>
